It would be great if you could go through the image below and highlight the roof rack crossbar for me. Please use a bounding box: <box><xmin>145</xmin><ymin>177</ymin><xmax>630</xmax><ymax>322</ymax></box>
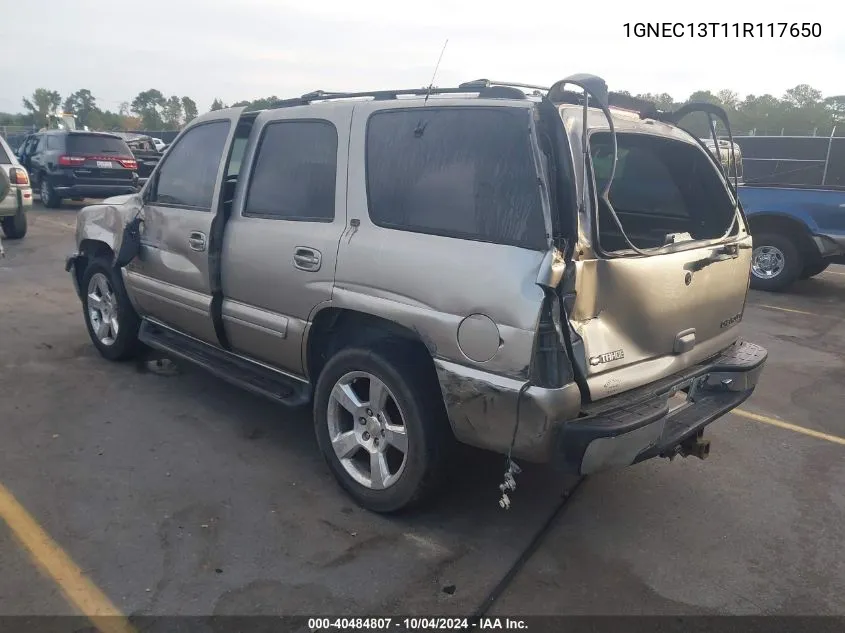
<box><xmin>458</xmin><ymin>79</ymin><xmax>551</xmax><ymax>92</ymax></box>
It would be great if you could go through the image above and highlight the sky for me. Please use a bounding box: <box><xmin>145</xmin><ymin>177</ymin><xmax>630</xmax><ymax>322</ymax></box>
<box><xmin>2</xmin><ymin>0</ymin><xmax>842</xmax><ymax>115</ymax></box>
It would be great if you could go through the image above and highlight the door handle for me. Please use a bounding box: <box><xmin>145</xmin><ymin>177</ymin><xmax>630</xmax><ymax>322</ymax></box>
<box><xmin>188</xmin><ymin>231</ymin><xmax>206</xmax><ymax>252</ymax></box>
<box><xmin>293</xmin><ymin>247</ymin><xmax>322</xmax><ymax>272</ymax></box>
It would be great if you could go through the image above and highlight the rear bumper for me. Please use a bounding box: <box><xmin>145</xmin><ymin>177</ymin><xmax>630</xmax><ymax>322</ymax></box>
<box><xmin>53</xmin><ymin>184</ymin><xmax>139</xmax><ymax>198</ymax></box>
<box><xmin>555</xmin><ymin>340</ymin><xmax>767</xmax><ymax>475</ymax></box>
<box><xmin>0</xmin><ymin>187</ymin><xmax>33</xmax><ymax>217</ymax></box>
<box><xmin>813</xmin><ymin>233</ymin><xmax>845</xmax><ymax>259</ymax></box>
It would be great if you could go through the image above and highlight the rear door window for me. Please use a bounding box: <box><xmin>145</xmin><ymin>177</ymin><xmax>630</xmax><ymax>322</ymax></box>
<box><xmin>0</xmin><ymin>143</ymin><xmax>9</xmax><ymax>164</ymax></box>
<box><xmin>365</xmin><ymin>107</ymin><xmax>546</xmax><ymax>249</ymax></box>
<box><xmin>244</xmin><ymin>120</ymin><xmax>338</xmax><ymax>221</ymax></box>
<box><xmin>66</xmin><ymin>134</ymin><xmax>130</xmax><ymax>155</ymax></box>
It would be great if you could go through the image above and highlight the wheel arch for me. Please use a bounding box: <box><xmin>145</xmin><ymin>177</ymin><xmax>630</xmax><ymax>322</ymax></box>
<box><xmin>71</xmin><ymin>239</ymin><xmax>114</xmax><ymax>298</ymax></box>
<box><xmin>748</xmin><ymin>213</ymin><xmax>820</xmax><ymax>262</ymax></box>
<box><xmin>304</xmin><ymin>307</ymin><xmax>437</xmax><ymax>385</ymax></box>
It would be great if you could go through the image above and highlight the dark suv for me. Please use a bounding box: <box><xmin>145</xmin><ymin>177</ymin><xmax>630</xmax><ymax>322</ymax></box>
<box><xmin>16</xmin><ymin>130</ymin><xmax>139</xmax><ymax>208</ymax></box>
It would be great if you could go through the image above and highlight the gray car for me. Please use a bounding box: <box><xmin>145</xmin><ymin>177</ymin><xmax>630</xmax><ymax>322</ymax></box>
<box><xmin>66</xmin><ymin>75</ymin><xmax>767</xmax><ymax>512</ymax></box>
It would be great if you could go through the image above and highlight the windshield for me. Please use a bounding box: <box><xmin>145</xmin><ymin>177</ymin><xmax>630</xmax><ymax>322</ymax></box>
<box><xmin>67</xmin><ymin>134</ymin><xmax>131</xmax><ymax>155</ymax></box>
<box><xmin>591</xmin><ymin>132</ymin><xmax>738</xmax><ymax>252</ymax></box>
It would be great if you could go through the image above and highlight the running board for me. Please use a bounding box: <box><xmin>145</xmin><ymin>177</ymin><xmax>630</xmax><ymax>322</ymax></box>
<box><xmin>138</xmin><ymin>319</ymin><xmax>311</xmax><ymax>407</ymax></box>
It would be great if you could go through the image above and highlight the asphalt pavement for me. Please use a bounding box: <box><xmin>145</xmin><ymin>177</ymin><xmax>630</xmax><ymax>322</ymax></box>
<box><xmin>1</xmin><ymin>202</ymin><xmax>843</xmax><ymax>621</ymax></box>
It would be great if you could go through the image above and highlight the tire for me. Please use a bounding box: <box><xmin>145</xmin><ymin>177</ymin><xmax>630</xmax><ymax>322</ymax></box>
<box><xmin>800</xmin><ymin>260</ymin><xmax>830</xmax><ymax>280</ymax></box>
<box><xmin>749</xmin><ymin>232</ymin><xmax>802</xmax><ymax>292</ymax></box>
<box><xmin>40</xmin><ymin>175</ymin><xmax>62</xmax><ymax>208</ymax></box>
<box><xmin>313</xmin><ymin>341</ymin><xmax>453</xmax><ymax>513</ymax></box>
<box><xmin>1</xmin><ymin>209</ymin><xmax>27</xmax><ymax>239</ymax></box>
<box><xmin>80</xmin><ymin>257</ymin><xmax>142</xmax><ymax>361</ymax></box>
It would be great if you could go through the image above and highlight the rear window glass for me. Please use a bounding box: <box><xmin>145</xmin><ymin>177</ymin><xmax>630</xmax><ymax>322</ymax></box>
<box><xmin>365</xmin><ymin>107</ymin><xmax>546</xmax><ymax>249</ymax></box>
<box><xmin>591</xmin><ymin>133</ymin><xmax>734</xmax><ymax>219</ymax></box>
<box><xmin>67</xmin><ymin>134</ymin><xmax>131</xmax><ymax>155</ymax></box>
<box><xmin>0</xmin><ymin>144</ymin><xmax>9</xmax><ymax>164</ymax></box>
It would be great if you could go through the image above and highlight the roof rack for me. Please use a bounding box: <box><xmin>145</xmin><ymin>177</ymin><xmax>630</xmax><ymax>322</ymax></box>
<box><xmin>267</xmin><ymin>82</ymin><xmax>542</xmax><ymax>110</ymax></box>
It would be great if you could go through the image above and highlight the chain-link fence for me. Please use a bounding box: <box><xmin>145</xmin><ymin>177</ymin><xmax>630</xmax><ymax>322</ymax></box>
<box><xmin>0</xmin><ymin>125</ymin><xmax>37</xmax><ymax>150</ymax></box>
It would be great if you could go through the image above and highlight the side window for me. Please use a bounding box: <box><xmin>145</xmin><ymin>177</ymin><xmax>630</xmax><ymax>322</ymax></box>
<box><xmin>244</xmin><ymin>120</ymin><xmax>338</xmax><ymax>221</ymax></box>
<box><xmin>151</xmin><ymin>120</ymin><xmax>231</xmax><ymax>209</ymax></box>
<box><xmin>45</xmin><ymin>136</ymin><xmax>60</xmax><ymax>150</ymax></box>
<box><xmin>365</xmin><ymin>107</ymin><xmax>546</xmax><ymax>249</ymax></box>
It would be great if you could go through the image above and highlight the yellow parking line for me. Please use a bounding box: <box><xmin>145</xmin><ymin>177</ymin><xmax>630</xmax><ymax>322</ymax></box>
<box><xmin>35</xmin><ymin>217</ymin><xmax>75</xmax><ymax>230</ymax></box>
<box><xmin>734</xmin><ymin>409</ymin><xmax>845</xmax><ymax>446</ymax></box>
<box><xmin>754</xmin><ymin>304</ymin><xmax>824</xmax><ymax>317</ymax></box>
<box><xmin>0</xmin><ymin>483</ymin><xmax>136</xmax><ymax>633</ymax></box>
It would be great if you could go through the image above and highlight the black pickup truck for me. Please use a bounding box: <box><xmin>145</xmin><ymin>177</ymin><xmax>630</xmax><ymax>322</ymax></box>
<box><xmin>113</xmin><ymin>133</ymin><xmax>162</xmax><ymax>185</ymax></box>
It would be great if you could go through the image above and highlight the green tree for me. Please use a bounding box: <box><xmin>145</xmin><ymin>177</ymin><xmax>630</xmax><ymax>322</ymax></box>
<box><xmin>163</xmin><ymin>95</ymin><xmax>183</xmax><ymax>129</ymax></box>
<box><xmin>209</xmin><ymin>98</ymin><xmax>227</xmax><ymax>111</ymax></box>
<box><xmin>181</xmin><ymin>96</ymin><xmax>198</xmax><ymax>123</ymax></box>
<box><xmin>716</xmin><ymin>89</ymin><xmax>739</xmax><ymax>110</ymax></box>
<box><xmin>62</xmin><ymin>89</ymin><xmax>100</xmax><ymax>128</ymax></box>
<box><xmin>131</xmin><ymin>89</ymin><xmax>166</xmax><ymax>129</ymax></box>
<box><xmin>635</xmin><ymin>92</ymin><xmax>676</xmax><ymax>110</ymax></box>
<box><xmin>22</xmin><ymin>88</ymin><xmax>62</xmax><ymax>127</ymax></box>
<box><xmin>783</xmin><ymin>84</ymin><xmax>822</xmax><ymax>109</ymax></box>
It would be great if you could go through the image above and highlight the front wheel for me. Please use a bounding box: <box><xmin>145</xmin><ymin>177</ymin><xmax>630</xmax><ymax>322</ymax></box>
<box><xmin>313</xmin><ymin>342</ymin><xmax>453</xmax><ymax>513</ymax></box>
<box><xmin>750</xmin><ymin>233</ymin><xmax>802</xmax><ymax>292</ymax></box>
<box><xmin>81</xmin><ymin>257</ymin><xmax>141</xmax><ymax>361</ymax></box>
<box><xmin>0</xmin><ymin>209</ymin><xmax>27</xmax><ymax>239</ymax></box>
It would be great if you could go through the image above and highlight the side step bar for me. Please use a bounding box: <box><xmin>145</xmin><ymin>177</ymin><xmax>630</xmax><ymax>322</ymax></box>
<box><xmin>138</xmin><ymin>319</ymin><xmax>311</xmax><ymax>407</ymax></box>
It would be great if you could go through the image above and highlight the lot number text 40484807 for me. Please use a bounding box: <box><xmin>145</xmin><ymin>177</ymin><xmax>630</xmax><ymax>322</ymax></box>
<box><xmin>308</xmin><ymin>617</ymin><xmax>528</xmax><ymax>631</ymax></box>
<box><xmin>624</xmin><ymin>22</ymin><xmax>822</xmax><ymax>38</ymax></box>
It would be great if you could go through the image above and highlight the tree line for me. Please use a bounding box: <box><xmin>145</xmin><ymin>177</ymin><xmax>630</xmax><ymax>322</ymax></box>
<box><xmin>1</xmin><ymin>88</ymin><xmax>200</xmax><ymax>131</ymax></box>
<box><xmin>3</xmin><ymin>84</ymin><xmax>844</xmax><ymax>137</ymax></box>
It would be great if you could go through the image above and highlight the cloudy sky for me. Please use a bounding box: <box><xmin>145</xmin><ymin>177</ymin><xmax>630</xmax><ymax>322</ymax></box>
<box><xmin>3</xmin><ymin>0</ymin><xmax>841</xmax><ymax>114</ymax></box>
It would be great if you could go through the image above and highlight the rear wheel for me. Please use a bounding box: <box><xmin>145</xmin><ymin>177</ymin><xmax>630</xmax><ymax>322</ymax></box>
<box><xmin>313</xmin><ymin>341</ymin><xmax>453</xmax><ymax>513</ymax></box>
<box><xmin>0</xmin><ymin>209</ymin><xmax>27</xmax><ymax>239</ymax></box>
<box><xmin>800</xmin><ymin>260</ymin><xmax>830</xmax><ymax>280</ymax></box>
<box><xmin>750</xmin><ymin>233</ymin><xmax>802</xmax><ymax>292</ymax></box>
<box><xmin>40</xmin><ymin>176</ymin><xmax>62</xmax><ymax>208</ymax></box>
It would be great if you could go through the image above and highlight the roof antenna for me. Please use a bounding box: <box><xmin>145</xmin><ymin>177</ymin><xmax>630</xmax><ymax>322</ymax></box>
<box><xmin>424</xmin><ymin>39</ymin><xmax>449</xmax><ymax>105</ymax></box>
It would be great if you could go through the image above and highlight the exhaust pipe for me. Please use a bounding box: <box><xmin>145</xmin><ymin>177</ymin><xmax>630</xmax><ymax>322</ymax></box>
<box><xmin>679</xmin><ymin>431</ymin><xmax>711</xmax><ymax>460</ymax></box>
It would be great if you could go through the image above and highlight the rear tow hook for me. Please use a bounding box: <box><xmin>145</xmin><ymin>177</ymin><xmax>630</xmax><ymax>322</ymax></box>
<box><xmin>678</xmin><ymin>430</ymin><xmax>711</xmax><ymax>460</ymax></box>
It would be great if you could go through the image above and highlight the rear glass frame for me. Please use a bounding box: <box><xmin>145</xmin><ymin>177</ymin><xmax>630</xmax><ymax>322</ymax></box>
<box><xmin>586</xmin><ymin>129</ymin><xmax>740</xmax><ymax>255</ymax></box>
<box><xmin>364</xmin><ymin>105</ymin><xmax>548</xmax><ymax>251</ymax></box>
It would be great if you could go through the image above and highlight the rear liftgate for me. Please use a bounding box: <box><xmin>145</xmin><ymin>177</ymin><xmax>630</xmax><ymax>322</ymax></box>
<box><xmin>547</xmin><ymin>75</ymin><xmax>752</xmax><ymax>404</ymax></box>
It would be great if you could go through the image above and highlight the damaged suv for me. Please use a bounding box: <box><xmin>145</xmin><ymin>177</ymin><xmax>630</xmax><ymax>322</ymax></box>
<box><xmin>66</xmin><ymin>74</ymin><xmax>767</xmax><ymax>512</ymax></box>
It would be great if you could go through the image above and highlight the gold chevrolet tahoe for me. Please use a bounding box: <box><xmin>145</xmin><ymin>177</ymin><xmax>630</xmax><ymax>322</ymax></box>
<box><xmin>66</xmin><ymin>74</ymin><xmax>767</xmax><ymax>513</ymax></box>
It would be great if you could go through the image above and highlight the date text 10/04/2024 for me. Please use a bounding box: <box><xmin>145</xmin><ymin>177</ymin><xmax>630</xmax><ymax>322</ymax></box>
<box><xmin>624</xmin><ymin>22</ymin><xmax>821</xmax><ymax>38</ymax></box>
<box><xmin>308</xmin><ymin>618</ymin><xmax>528</xmax><ymax>630</ymax></box>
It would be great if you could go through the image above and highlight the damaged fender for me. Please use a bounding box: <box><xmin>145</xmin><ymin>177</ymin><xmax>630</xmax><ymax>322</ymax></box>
<box><xmin>66</xmin><ymin>194</ymin><xmax>143</xmax><ymax>295</ymax></box>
